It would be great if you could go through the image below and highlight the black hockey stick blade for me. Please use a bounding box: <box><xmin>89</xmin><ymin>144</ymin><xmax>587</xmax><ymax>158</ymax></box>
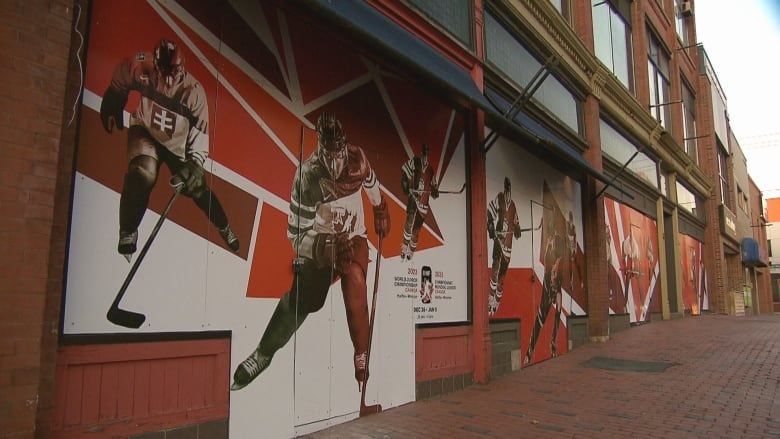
<box><xmin>439</xmin><ymin>182</ymin><xmax>466</xmax><ymax>194</ymax></box>
<box><xmin>105</xmin><ymin>182</ymin><xmax>183</xmax><ymax>329</ymax></box>
<box><xmin>106</xmin><ymin>306</ymin><xmax>146</xmax><ymax>329</ymax></box>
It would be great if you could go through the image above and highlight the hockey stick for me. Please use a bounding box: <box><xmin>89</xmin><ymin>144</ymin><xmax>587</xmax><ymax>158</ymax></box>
<box><xmin>411</xmin><ymin>182</ymin><xmax>466</xmax><ymax>195</ymax></box>
<box><xmin>360</xmin><ymin>236</ymin><xmax>383</xmax><ymax>417</ymax></box>
<box><xmin>107</xmin><ymin>180</ymin><xmax>184</xmax><ymax>328</ymax></box>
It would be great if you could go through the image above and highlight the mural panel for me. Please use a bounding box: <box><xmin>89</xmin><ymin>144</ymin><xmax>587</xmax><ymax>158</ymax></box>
<box><xmin>485</xmin><ymin>134</ymin><xmax>584</xmax><ymax>366</ymax></box>
<box><xmin>604</xmin><ymin>197</ymin><xmax>661</xmax><ymax>323</ymax></box>
<box><xmin>680</xmin><ymin>234</ymin><xmax>709</xmax><ymax>314</ymax></box>
<box><xmin>64</xmin><ymin>1</ymin><xmax>469</xmax><ymax>436</ymax></box>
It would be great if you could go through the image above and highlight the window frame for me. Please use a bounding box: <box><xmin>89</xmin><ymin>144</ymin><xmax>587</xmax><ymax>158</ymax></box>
<box><xmin>592</xmin><ymin>0</ymin><xmax>634</xmax><ymax>91</ymax></box>
<box><xmin>647</xmin><ymin>30</ymin><xmax>671</xmax><ymax>128</ymax></box>
<box><xmin>681</xmin><ymin>79</ymin><xmax>697</xmax><ymax>164</ymax></box>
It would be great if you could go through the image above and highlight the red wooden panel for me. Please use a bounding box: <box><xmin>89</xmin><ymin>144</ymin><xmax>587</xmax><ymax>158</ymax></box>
<box><xmin>133</xmin><ymin>361</ymin><xmax>151</xmax><ymax>418</ymax></box>
<box><xmin>80</xmin><ymin>364</ymin><xmax>101</xmax><ymax>425</ymax></box>
<box><xmin>163</xmin><ymin>359</ymin><xmax>179</xmax><ymax>412</ymax></box>
<box><xmin>177</xmin><ymin>358</ymin><xmax>194</xmax><ymax>410</ymax></box>
<box><xmin>148</xmin><ymin>360</ymin><xmax>165</xmax><ymax>415</ymax></box>
<box><xmin>63</xmin><ymin>366</ymin><xmax>83</xmax><ymax>427</ymax></box>
<box><xmin>116</xmin><ymin>362</ymin><xmax>135</xmax><ymax>419</ymax></box>
<box><xmin>203</xmin><ymin>355</ymin><xmax>215</xmax><ymax>405</ymax></box>
<box><xmin>415</xmin><ymin>326</ymin><xmax>473</xmax><ymax>381</ymax></box>
<box><xmin>98</xmin><ymin>363</ymin><xmax>118</xmax><ymax>422</ymax></box>
<box><xmin>191</xmin><ymin>356</ymin><xmax>207</xmax><ymax>408</ymax></box>
<box><xmin>54</xmin><ymin>338</ymin><xmax>230</xmax><ymax>437</ymax></box>
<box><xmin>214</xmin><ymin>351</ymin><xmax>230</xmax><ymax>405</ymax></box>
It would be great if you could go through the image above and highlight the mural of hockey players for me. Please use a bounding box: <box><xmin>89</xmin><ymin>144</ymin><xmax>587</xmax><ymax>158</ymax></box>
<box><xmin>230</xmin><ymin>113</ymin><xmax>390</xmax><ymax>408</ymax></box>
<box><xmin>525</xmin><ymin>216</ymin><xmax>565</xmax><ymax>363</ymax></box>
<box><xmin>620</xmin><ymin>225</ymin><xmax>640</xmax><ymax>311</ymax></box>
<box><xmin>680</xmin><ymin>235</ymin><xmax>707</xmax><ymax>314</ymax></box>
<box><xmin>99</xmin><ymin>39</ymin><xmax>239</xmax><ymax>261</ymax></box>
<box><xmin>487</xmin><ymin>177</ymin><xmax>521</xmax><ymax>315</ymax></box>
<box><xmin>566</xmin><ymin>210</ymin><xmax>582</xmax><ymax>303</ymax></box>
<box><xmin>400</xmin><ymin>144</ymin><xmax>439</xmax><ymax>261</ymax></box>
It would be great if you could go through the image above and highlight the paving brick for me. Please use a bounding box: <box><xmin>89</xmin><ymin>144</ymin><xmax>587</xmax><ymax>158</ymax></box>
<box><xmin>302</xmin><ymin>315</ymin><xmax>780</xmax><ymax>439</ymax></box>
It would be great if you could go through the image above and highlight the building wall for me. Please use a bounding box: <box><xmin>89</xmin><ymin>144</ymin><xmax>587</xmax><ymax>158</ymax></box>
<box><xmin>748</xmin><ymin>178</ymin><xmax>771</xmax><ymax>314</ymax></box>
<box><xmin>2</xmin><ymin>0</ymin><xmax>771</xmax><ymax>437</ymax></box>
<box><xmin>0</xmin><ymin>1</ymin><xmax>77</xmax><ymax>437</ymax></box>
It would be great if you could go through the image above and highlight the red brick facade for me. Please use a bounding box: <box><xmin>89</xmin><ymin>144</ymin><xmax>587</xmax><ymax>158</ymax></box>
<box><xmin>1</xmin><ymin>1</ymin><xmax>78</xmax><ymax>437</ymax></box>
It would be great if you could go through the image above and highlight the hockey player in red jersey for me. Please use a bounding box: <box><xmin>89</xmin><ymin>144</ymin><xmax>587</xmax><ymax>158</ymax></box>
<box><xmin>231</xmin><ymin>112</ymin><xmax>390</xmax><ymax>393</ymax></box>
<box><xmin>99</xmin><ymin>39</ymin><xmax>239</xmax><ymax>259</ymax></box>
<box><xmin>400</xmin><ymin>144</ymin><xmax>439</xmax><ymax>261</ymax></box>
<box><xmin>487</xmin><ymin>177</ymin><xmax>521</xmax><ymax>315</ymax></box>
<box><xmin>525</xmin><ymin>217</ymin><xmax>565</xmax><ymax>363</ymax></box>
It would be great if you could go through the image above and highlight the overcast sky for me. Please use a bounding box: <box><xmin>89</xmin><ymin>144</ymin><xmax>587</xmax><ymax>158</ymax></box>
<box><xmin>694</xmin><ymin>0</ymin><xmax>780</xmax><ymax>197</ymax></box>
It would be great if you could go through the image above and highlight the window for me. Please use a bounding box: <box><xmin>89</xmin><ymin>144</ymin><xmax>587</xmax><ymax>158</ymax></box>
<box><xmin>675</xmin><ymin>0</ymin><xmax>691</xmax><ymax>46</ymax></box>
<box><xmin>676</xmin><ymin>181</ymin><xmax>701</xmax><ymax>218</ymax></box>
<box><xmin>718</xmin><ymin>144</ymin><xmax>731</xmax><ymax>206</ymax></box>
<box><xmin>407</xmin><ymin>0</ymin><xmax>472</xmax><ymax>47</ymax></box>
<box><xmin>592</xmin><ymin>0</ymin><xmax>633</xmax><ymax>89</ymax></box>
<box><xmin>681</xmin><ymin>81</ymin><xmax>697</xmax><ymax>164</ymax></box>
<box><xmin>550</xmin><ymin>0</ymin><xmax>572</xmax><ymax>22</ymax></box>
<box><xmin>600</xmin><ymin>119</ymin><xmax>660</xmax><ymax>190</ymax></box>
<box><xmin>484</xmin><ymin>10</ymin><xmax>580</xmax><ymax>132</ymax></box>
<box><xmin>647</xmin><ymin>31</ymin><xmax>671</xmax><ymax>128</ymax></box>
<box><xmin>737</xmin><ymin>186</ymin><xmax>748</xmax><ymax>213</ymax></box>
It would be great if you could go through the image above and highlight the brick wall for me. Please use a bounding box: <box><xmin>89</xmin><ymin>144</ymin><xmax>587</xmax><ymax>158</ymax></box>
<box><xmin>0</xmin><ymin>1</ymin><xmax>77</xmax><ymax>437</ymax></box>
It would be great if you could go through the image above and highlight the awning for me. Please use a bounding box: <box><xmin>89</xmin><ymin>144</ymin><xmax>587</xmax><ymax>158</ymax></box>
<box><xmin>741</xmin><ymin>237</ymin><xmax>769</xmax><ymax>267</ymax></box>
<box><xmin>484</xmin><ymin>88</ymin><xmax>621</xmax><ymax>192</ymax></box>
<box><xmin>301</xmin><ymin>0</ymin><xmax>493</xmax><ymax>111</ymax></box>
<box><xmin>301</xmin><ymin>1</ymin><xmax>617</xmax><ymax>193</ymax></box>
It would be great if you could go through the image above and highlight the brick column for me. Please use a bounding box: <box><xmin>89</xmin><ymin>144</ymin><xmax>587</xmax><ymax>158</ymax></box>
<box><xmin>0</xmin><ymin>1</ymin><xmax>77</xmax><ymax>437</ymax></box>
<box><xmin>468</xmin><ymin>109</ymin><xmax>491</xmax><ymax>383</ymax></box>
<box><xmin>581</xmin><ymin>95</ymin><xmax>609</xmax><ymax>341</ymax></box>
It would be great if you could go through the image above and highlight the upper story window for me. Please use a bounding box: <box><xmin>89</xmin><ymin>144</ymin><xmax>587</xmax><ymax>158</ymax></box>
<box><xmin>737</xmin><ymin>186</ymin><xmax>748</xmax><ymax>213</ymax></box>
<box><xmin>681</xmin><ymin>81</ymin><xmax>698</xmax><ymax>164</ymax></box>
<box><xmin>718</xmin><ymin>143</ymin><xmax>731</xmax><ymax>207</ymax></box>
<box><xmin>600</xmin><ymin>119</ymin><xmax>660</xmax><ymax>190</ymax></box>
<box><xmin>484</xmin><ymin>10</ymin><xmax>580</xmax><ymax>132</ymax></box>
<box><xmin>407</xmin><ymin>0</ymin><xmax>473</xmax><ymax>48</ymax></box>
<box><xmin>676</xmin><ymin>180</ymin><xmax>702</xmax><ymax>219</ymax></box>
<box><xmin>592</xmin><ymin>0</ymin><xmax>633</xmax><ymax>90</ymax></box>
<box><xmin>647</xmin><ymin>31</ymin><xmax>671</xmax><ymax>128</ymax></box>
<box><xmin>550</xmin><ymin>0</ymin><xmax>572</xmax><ymax>22</ymax></box>
<box><xmin>675</xmin><ymin>0</ymin><xmax>692</xmax><ymax>46</ymax></box>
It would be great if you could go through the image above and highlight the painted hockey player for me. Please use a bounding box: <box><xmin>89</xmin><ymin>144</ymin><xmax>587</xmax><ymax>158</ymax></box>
<box><xmin>400</xmin><ymin>144</ymin><xmax>439</xmax><ymax>261</ymax></box>
<box><xmin>487</xmin><ymin>177</ymin><xmax>521</xmax><ymax>316</ymax></box>
<box><xmin>525</xmin><ymin>217</ymin><xmax>565</xmax><ymax>363</ymax></box>
<box><xmin>621</xmin><ymin>226</ymin><xmax>640</xmax><ymax>311</ymax></box>
<box><xmin>231</xmin><ymin>112</ymin><xmax>390</xmax><ymax>394</ymax></box>
<box><xmin>99</xmin><ymin>39</ymin><xmax>238</xmax><ymax>260</ymax></box>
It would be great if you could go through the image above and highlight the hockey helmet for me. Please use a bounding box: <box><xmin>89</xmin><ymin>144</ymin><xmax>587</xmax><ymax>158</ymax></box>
<box><xmin>503</xmin><ymin>176</ymin><xmax>511</xmax><ymax>201</ymax></box>
<box><xmin>316</xmin><ymin>112</ymin><xmax>347</xmax><ymax>178</ymax></box>
<box><xmin>420</xmin><ymin>143</ymin><xmax>430</xmax><ymax>168</ymax></box>
<box><xmin>154</xmin><ymin>39</ymin><xmax>185</xmax><ymax>87</ymax></box>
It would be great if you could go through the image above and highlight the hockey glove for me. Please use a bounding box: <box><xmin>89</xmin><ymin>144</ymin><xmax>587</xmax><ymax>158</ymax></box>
<box><xmin>514</xmin><ymin>227</ymin><xmax>521</xmax><ymax>239</ymax></box>
<box><xmin>401</xmin><ymin>177</ymin><xmax>410</xmax><ymax>197</ymax></box>
<box><xmin>431</xmin><ymin>185</ymin><xmax>440</xmax><ymax>199</ymax></box>
<box><xmin>373</xmin><ymin>197</ymin><xmax>390</xmax><ymax>238</ymax></box>
<box><xmin>99</xmin><ymin>86</ymin><xmax>128</xmax><ymax>133</ymax></box>
<box><xmin>313</xmin><ymin>233</ymin><xmax>353</xmax><ymax>271</ymax></box>
<box><xmin>175</xmin><ymin>159</ymin><xmax>206</xmax><ymax>197</ymax></box>
<box><xmin>487</xmin><ymin>219</ymin><xmax>496</xmax><ymax>240</ymax></box>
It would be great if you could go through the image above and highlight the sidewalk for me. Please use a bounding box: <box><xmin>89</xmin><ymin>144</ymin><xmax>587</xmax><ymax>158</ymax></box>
<box><xmin>302</xmin><ymin>314</ymin><xmax>780</xmax><ymax>438</ymax></box>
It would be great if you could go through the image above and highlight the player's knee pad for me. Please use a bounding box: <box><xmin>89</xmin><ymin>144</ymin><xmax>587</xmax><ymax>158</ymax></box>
<box><xmin>126</xmin><ymin>156</ymin><xmax>157</xmax><ymax>190</ymax></box>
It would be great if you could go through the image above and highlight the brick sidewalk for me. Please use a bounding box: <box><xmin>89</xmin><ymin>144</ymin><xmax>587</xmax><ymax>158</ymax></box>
<box><xmin>302</xmin><ymin>314</ymin><xmax>780</xmax><ymax>438</ymax></box>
